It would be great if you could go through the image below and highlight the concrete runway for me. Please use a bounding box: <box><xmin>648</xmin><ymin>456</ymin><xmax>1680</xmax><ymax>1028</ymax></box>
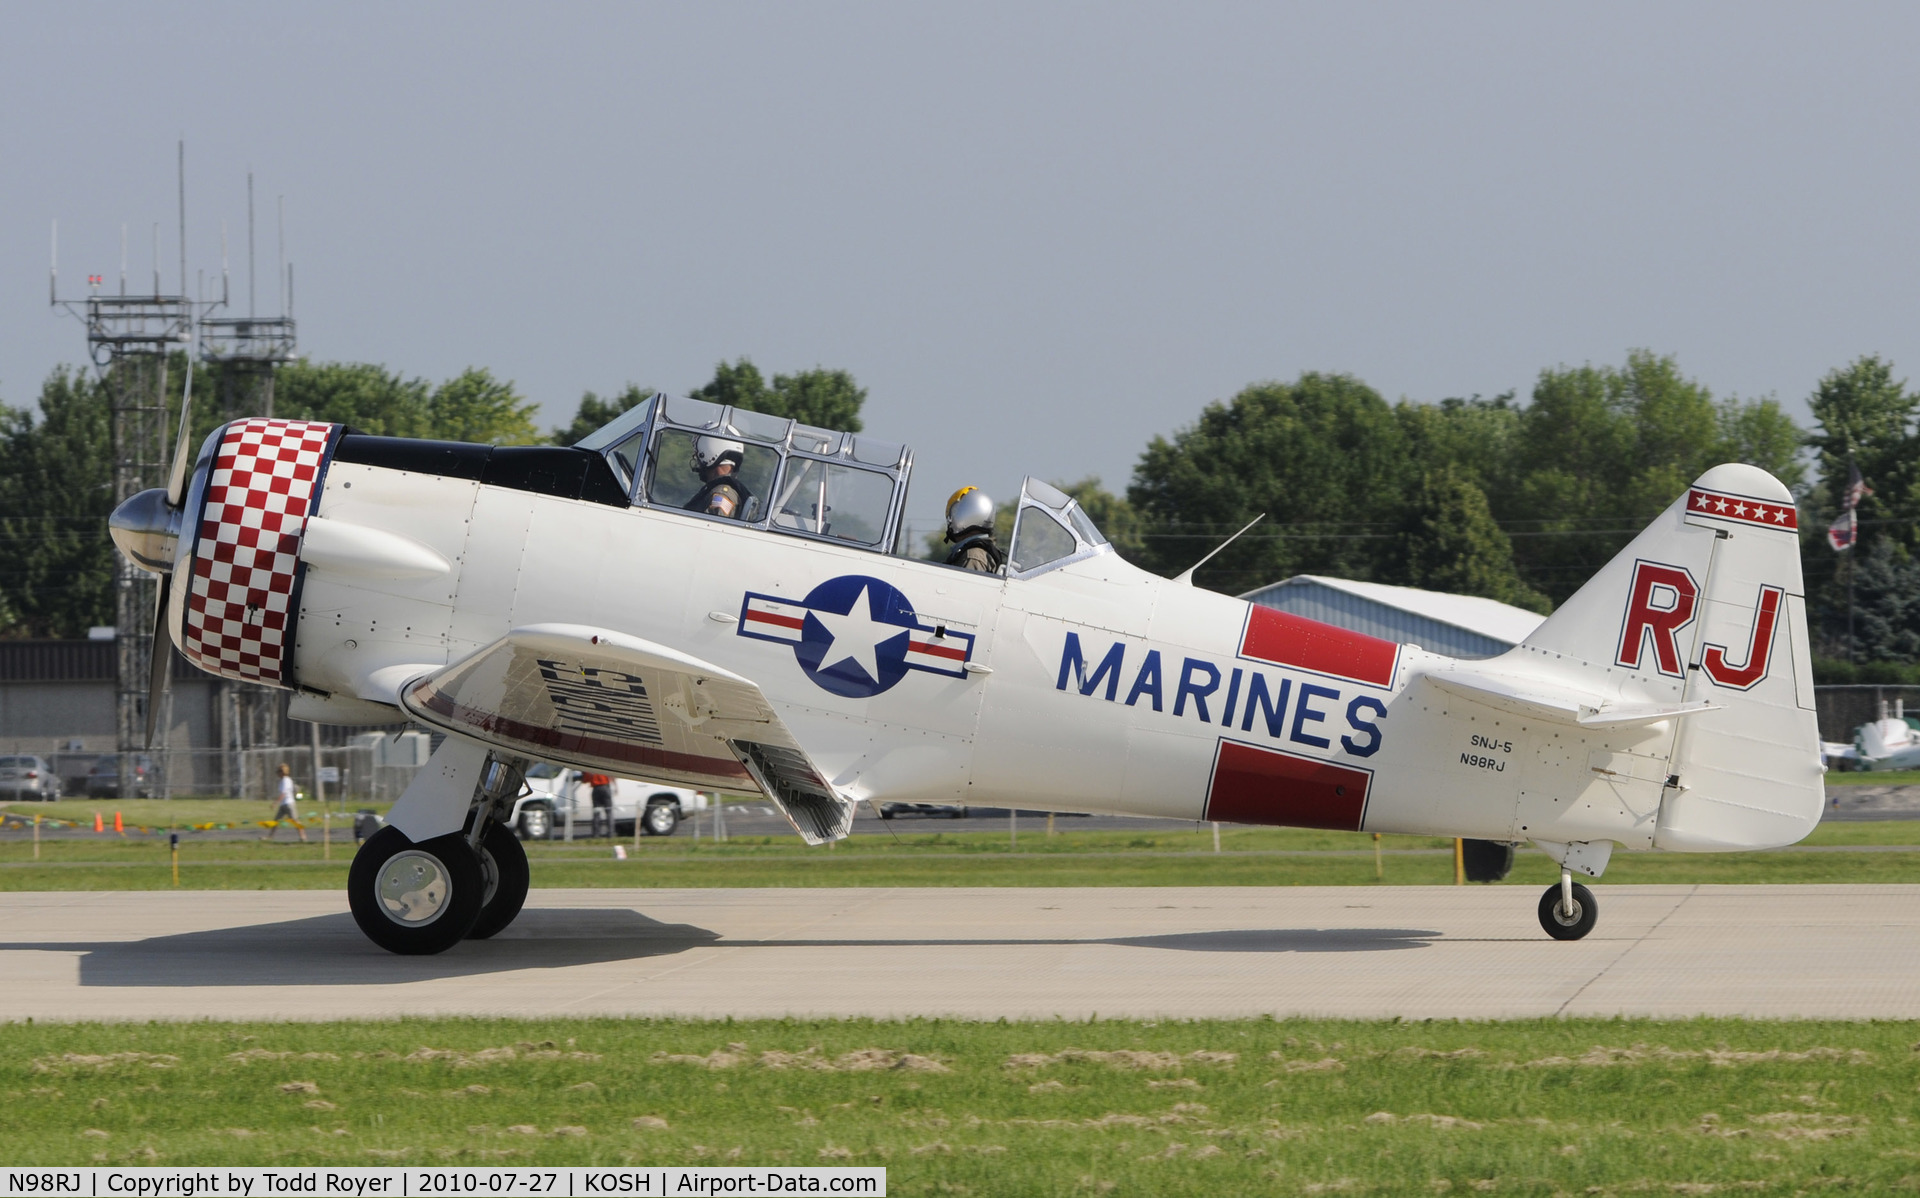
<box><xmin>2</xmin><ymin>885</ymin><xmax>1918</xmax><ymax>1022</ymax></box>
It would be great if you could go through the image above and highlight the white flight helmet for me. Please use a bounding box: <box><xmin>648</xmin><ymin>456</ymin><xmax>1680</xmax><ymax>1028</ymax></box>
<box><xmin>946</xmin><ymin>486</ymin><xmax>995</xmax><ymax>538</ymax></box>
<box><xmin>692</xmin><ymin>436</ymin><xmax>746</xmax><ymax>473</ymax></box>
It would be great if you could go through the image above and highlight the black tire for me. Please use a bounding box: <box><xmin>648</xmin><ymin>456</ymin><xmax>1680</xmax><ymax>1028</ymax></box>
<box><xmin>880</xmin><ymin>809</ymin><xmax>894</xmax><ymax>820</ymax></box>
<box><xmin>348</xmin><ymin>826</ymin><xmax>484</xmax><ymax>955</ymax></box>
<box><xmin>1462</xmin><ymin>839</ymin><xmax>1516</xmax><ymax>883</ymax></box>
<box><xmin>517</xmin><ymin>803</ymin><xmax>553</xmax><ymax>841</ymax></box>
<box><xmin>467</xmin><ymin>823</ymin><xmax>531</xmax><ymax>940</ymax></box>
<box><xmin>642</xmin><ymin>800</ymin><xmax>679</xmax><ymax>837</ymax></box>
<box><xmin>1538</xmin><ymin>882</ymin><xmax>1598</xmax><ymax>941</ymax></box>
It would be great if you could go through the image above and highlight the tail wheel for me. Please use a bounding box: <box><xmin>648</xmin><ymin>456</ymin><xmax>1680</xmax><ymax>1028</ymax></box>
<box><xmin>467</xmin><ymin>822</ymin><xmax>531</xmax><ymax>941</ymax></box>
<box><xmin>1537</xmin><ymin>881</ymin><xmax>1599</xmax><ymax>941</ymax></box>
<box><xmin>348</xmin><ymin>826</ymin><xmax>484</xmax><ymax>955</ymax></box>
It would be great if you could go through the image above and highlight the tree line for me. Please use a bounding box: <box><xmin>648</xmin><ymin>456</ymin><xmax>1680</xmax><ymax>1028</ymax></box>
<box><xmin>1</xmin><ymin>348</ymin><xmax>1914</xmax><ymax>676</ymax></box>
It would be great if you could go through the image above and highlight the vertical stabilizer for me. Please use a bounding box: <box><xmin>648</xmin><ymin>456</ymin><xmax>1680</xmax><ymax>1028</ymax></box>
<box><xmin>1511</xmin><ymin>463</ymin><xmax>1822</xmax><ymax>850</ymax></box>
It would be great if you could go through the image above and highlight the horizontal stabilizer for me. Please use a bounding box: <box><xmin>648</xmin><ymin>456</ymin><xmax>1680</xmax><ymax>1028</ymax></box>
<box><xmin>1421</xmin><ymin>667</ymin><xmax>1720</xmax><ymax>729</ymax></box>
<box><xmin>398</xmin><ymin>623</ymin><xmax>857</xmax><ymax>844</ymax></box>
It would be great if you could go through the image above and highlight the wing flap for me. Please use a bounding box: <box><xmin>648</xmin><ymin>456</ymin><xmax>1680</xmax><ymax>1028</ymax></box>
<box><xmin>398</xmin><ymin>623</ymin><xmax>856</xmax><ymax>843</ymax></box>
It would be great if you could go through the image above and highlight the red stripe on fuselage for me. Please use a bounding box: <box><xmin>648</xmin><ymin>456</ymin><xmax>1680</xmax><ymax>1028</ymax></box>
<box><xmin>745</xmin><ymin>609</ymin><xmax>806</xmax><ymax>631</ymax></box>
<box><xmin>1239</xmin><ymin>604</ymin><xmax>1399</xmax><ymax>688</ymax></box>
<box><xmin>1204</xmin><ymin>739</ymin><xmax>1371</xmax><ymax>831</ymax></box>
<box><xmin>908</xmin><ymin>639</ymin><xmax>967</xmax><ymax>661</ymax></box>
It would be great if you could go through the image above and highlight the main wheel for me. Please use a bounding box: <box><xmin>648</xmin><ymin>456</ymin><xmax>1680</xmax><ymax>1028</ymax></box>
<box><xmin>1538</xmin><ymin>882</ymin><xmax>1598</xmax><ymax>941</ymax></box>
<box><xmin>517</xmin><ymin>803</ymin><xmax>552</xmax><ymax>841</ymax></box>
<box><xmin>642</xmin><ymin>801</ymin><xmax>679</xmax><ymax>837</ymax></box>
<box><xmin>467</xmin><ymin>823</ymin><xmax>531</xmax><ymax>940</ymax></box>
<box><xmin>348</xmin><ymin>826</ymin><xmax>484</xmax><ymax>955</ymax></box>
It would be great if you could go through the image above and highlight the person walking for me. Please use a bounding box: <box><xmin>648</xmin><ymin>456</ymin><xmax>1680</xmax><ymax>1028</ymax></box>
<box><xmin>264</xmin><ymin>763</ymin><xmax>308</xmax><ymax>842</ymax></box>
<box><xmin>585</xmin><ymin>772</ymin><xmax>614</xmax><ymax>838</ymax></box>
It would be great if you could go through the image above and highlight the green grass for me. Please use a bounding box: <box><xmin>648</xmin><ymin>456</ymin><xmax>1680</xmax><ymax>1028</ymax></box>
<box><xmin>0</xmin><ymin>797</ymin><xmax>389</xmax><ymax>831</ymax></box>
<box><xmin>7</xmin><ymin>1016</ymin><xmax>1920</xmax><ymax>1191</ymax></box>
<box><xmin>4</xmin><ymin>820</ymin><xmax>1920</xmax><ymax>890</ymax></box>
<box><xmin>1829</xmin><ymin>768</ymin><xmax>1920</xmax><ymax>786</ymax></box>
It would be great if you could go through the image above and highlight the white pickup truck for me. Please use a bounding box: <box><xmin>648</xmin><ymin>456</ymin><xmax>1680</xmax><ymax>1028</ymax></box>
<box><xmin>507</xmin><ymin>764</ymin><xmax>710</xmax><ymax>840</ymax></box>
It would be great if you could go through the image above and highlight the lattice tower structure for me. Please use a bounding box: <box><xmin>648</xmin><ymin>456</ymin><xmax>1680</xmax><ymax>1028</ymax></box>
<box><xmin>79</xmin><ymin>292</ymin><xmax>192</xmax><ymax>797</ymax></box>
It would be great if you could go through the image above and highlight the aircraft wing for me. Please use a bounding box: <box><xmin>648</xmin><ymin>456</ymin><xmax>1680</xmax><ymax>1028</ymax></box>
<box><xmin>395</xmin><ymin>623</ymin><xmax>856</xmax><ymax>844</ymax></box>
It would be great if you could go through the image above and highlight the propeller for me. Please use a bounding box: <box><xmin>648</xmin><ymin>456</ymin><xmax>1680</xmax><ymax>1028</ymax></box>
<box><xmin>142</xmin><ymin>328</ymin><xmax>204</xmax><ymax>746</ymax></box>
<box><xmin>108</xmin><ymin>327</ymin><xmax>197</xmax><ymax>748</ymax></box>
<box><xmin>146</xmin><ymin>331</ymin><xmax>199</xmax><ymax>746</ymax></box>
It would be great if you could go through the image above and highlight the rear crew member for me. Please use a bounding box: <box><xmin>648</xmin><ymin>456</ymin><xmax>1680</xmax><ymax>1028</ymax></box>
<box><xmin>944</xmin><ymin>486</ymin><xmax>1004</xmax><ymax>572</ymax></box>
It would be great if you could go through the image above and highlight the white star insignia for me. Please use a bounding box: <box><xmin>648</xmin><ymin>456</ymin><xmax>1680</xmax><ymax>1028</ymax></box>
<box><xmin>1714</xmin><ymin>498</ymin><xmax>1728</xmax><ymax>512</ymax></box>
<box><xmin>807</xmin><ymin>583</ymin><xmax>897</xmax><ymax>684</ymax></box>
<box><xmin>1733</xmin><ymin>502</ymin><xmax>1748</xmax><ymax>516</ymax></box>
<box><xmin>1694</xmin><ymin>492</ymin><xmax>1711</xmax><ymax>509</ymax></box>
<box><xmin>1775</xmin><ymin>508</ymin><xmax>1790</xmax><ymax>523</ymax></box>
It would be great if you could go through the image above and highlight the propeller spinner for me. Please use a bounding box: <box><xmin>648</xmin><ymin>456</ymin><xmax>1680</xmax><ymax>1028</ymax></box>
<box><xmin>106</xmin><ymin>329</ymin><xmax>200</xmax><ymax>748</ymax></box>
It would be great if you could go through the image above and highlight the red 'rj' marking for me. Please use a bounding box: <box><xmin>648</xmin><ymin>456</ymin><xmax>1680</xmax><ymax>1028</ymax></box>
<box><xmin>1615</xmin><ymin>561</ymin><xmax>1698</xmax><ymax>677</ymax></box>
<box><xmin>744</xmin><ymin>609</ymin><xmax>806</xmax><ymax>631</ymax></box>
<box><xmin>1701</xmin><ymin>584</ymin><xmax>1784</xmax><ymax>690</ymax></box>
<box><xmin>1204</xmin><ymin>740</ymin><xmax>1371</xmax><ymax>831</ymax></box>
<box><xmin>907</xmin><ymin>639</ymin><xmax>967</xmax><ymax>661</ymax></box>
<box><xmin>1239</xmin><ymin>605</ymin><xmax>1398</xmax><ymax>688</ymax></box>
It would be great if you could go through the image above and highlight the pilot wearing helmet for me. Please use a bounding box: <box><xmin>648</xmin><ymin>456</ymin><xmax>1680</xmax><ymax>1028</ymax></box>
<box><xmin>944</xmin><ymin>486</ymin><xmax>1005</xmax><ymax>572</ymax></box>
<box><xmin>686</xmin><ymin>436</ymin><xmax>752</xmax><ymax>519</ymax></box>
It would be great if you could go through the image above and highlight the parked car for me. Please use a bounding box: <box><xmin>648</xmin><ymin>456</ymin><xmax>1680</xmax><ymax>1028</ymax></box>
<box><xmin>878</xmin><ymin>802</ymin><xmax>966</xmax><ymax>819</ymax></box>
<box><xmin>507</xmin><ymin>764</ymin><xmax>709</xmax><ymax>839</ymax></box>
<box><xmin>85</xmin><ymin>754</ymin><xmax>154</xmax><ymax>798</ymax></box>
<box><xmin>0</xmin><ymin>755</ymin><xmax>62</xmax><ymax>801</ymax></box>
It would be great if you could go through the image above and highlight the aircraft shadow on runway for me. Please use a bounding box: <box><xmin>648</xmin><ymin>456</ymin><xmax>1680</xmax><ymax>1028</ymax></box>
<box><xmin>2</xmin><ymin>913</ymin><xmax>1439</xmax><ymax>987</ymax></box>
<box><xmin>2</xmin><ymin>909</ymin><xmax>721</xmax><ymax>987</ymax></box>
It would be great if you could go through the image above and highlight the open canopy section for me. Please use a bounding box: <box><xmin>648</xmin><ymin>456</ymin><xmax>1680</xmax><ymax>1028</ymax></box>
<box><xmin>1007</xmin><ymin>477</ymin><xmax>1112</xmax><ymax>577</ymax></box>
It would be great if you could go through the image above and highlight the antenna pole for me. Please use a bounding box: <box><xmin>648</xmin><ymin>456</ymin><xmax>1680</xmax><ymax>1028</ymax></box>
<box><xmin>49</xmin><ymin>220</ymin><xmax>57</xmax><ymax>305</ymax></box>
<box><xmin>220</xmin><ymin>221</ymin><xmax>230</xmax><ymax>307</ymax></box>
<box><xmin>277</xmin><ymin>195</ymin><xmax>285</xmax><ymax>317</ymax></box>
<box><xmin>1171</xmin><ymin>514</ymin><xmax>1266</xmax><ymax>586</ymax></box>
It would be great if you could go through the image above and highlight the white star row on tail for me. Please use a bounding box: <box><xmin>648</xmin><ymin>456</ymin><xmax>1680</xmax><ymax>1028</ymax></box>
<box><xmin>1688</xmin><ymin>488</ymin><xmax>1797</xmax><ymax>529</ymax></box>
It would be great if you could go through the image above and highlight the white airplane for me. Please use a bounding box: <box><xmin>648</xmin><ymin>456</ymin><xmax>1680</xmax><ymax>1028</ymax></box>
<box><xmin>110</xmin><ymin>391</ymin><xmax>1824</xmax><ymax>954</ymax></box>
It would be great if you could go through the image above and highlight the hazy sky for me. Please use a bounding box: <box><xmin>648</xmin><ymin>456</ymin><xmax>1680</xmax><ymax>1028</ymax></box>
<box><xmin>5</xmin><ymin>3</ymin><xmax>1917</xmax><ymax>538</ymax></box>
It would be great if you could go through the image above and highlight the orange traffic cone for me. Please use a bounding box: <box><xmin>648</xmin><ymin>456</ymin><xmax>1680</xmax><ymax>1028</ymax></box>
<box><xmin>114</xmin><ymin>811</ymin><xmax>124</xmax><ymax>834</ymax></box>
<box><xmin>93</xmin><ymin>812</ymin><xmax>103</xmax><ymax>833</ymax></box>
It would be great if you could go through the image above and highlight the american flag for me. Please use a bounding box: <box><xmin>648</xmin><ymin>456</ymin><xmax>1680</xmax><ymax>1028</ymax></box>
<box><xmin>1828</xmin><ymin>462</ymin><xmax>1871</xmax><ymax>552</ymax></box>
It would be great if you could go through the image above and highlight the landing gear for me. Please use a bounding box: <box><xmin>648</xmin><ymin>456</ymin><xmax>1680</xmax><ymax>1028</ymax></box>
<box><xmin>467</xmin><ymin>822</ymin><xmax>530</xmax><ymax>940</ymax></box>
<box><xmin>1538</xmin><ymin>871</ymin><xmax>1598</xmax><ymax>941</ymax></box>
<box><xmin>348</xmin><ymin>827</ymin><xmax>485</xmax><ymax>954</ymax></box>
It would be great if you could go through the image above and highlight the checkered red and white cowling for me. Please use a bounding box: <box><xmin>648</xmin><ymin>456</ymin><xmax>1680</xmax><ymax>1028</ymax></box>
<box><xmin>180</xmin><ymin>418</ymin><xmax>338</xmax><ymax>686</ymax></box>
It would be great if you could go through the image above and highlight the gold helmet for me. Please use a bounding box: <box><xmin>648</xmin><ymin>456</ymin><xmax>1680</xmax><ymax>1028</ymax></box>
<box><xmin>945</xmin><ymin>486</ymin><xmax>995</xmax><ymax>538</ymax></box>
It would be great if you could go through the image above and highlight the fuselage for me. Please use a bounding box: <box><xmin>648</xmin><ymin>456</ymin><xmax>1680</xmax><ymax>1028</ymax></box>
<box><xmin>157</xmin><ymin>412</ymin><xmax>1821</xmax><ymax>858</ymax></box>
<box><xmin>272</xmin><ymin>449</ymin><xmax>1676</xmax><ymax>848</ymax></box>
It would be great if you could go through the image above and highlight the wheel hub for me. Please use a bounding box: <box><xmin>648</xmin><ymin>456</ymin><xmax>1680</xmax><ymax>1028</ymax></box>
<box><xmin>375</xmin><ymin>850</ymin><xmax>453</xmax><ymax>926</ymax></box>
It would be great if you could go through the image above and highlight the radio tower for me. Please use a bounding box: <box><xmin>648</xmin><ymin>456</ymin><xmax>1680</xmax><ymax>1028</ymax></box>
<box><xmin>51</xmin><ymin>142</ymin><xmax>219</xmax><ymax>799</ymax></box>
